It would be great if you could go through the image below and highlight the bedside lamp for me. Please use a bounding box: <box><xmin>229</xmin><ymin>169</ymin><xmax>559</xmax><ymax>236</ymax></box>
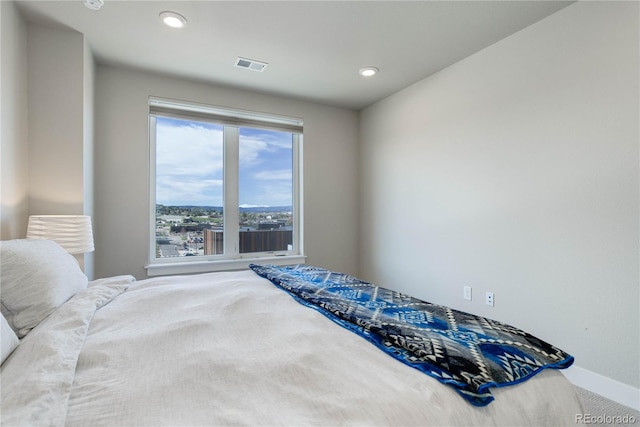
<box><xmin>26</xmin><ymin>215</ymin><xmax>95</xmax><ymax>254</ymax></box>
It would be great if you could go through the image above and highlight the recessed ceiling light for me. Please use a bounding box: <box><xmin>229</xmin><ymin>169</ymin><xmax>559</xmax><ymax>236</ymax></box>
<box><xmin>84</xmin><ymin>0</ymin><xmax>103</xmax><ymax>10</ymax></box>
<box><xmin>359</xmin><ymin>66</ymin><xmax>379</xmax><ymax>77</ymax></box>
<box><xmin>160</xmin><ymin>11</ymin><xmax>187</xmax><ymax>29</ymax></box>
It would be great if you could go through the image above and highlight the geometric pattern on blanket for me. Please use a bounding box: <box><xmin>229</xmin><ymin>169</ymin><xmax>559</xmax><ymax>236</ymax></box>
<box><xmin>249</xmin><ymin>264</ymin><xmax>574</xmax><ymax>406</ymax></box>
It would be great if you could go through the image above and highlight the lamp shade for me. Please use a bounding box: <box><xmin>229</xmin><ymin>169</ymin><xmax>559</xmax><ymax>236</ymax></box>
<box><xmin>27</xmin><ymin>215</ymin><xmax>95</xmax><ymax>254</ymax></box>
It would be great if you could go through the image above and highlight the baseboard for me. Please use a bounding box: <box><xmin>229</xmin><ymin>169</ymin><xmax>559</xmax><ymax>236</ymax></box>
<box><xmin>562</xmin><ymin>365</ymin><xmax>640</xmax><ymax>411</ymax></box>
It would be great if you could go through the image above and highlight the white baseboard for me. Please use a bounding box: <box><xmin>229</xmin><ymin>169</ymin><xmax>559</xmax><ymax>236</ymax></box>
<box><xmin>562</xmin><ymin>365</ymin><xmax>640</xmax><ymax>411</ymax></box>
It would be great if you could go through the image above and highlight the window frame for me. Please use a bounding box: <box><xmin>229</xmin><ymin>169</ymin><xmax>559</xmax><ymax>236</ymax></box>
<box><xmin>146</xmin><ymin>97</ymin><xmax>305</xmax><ymax>276</ymax></box>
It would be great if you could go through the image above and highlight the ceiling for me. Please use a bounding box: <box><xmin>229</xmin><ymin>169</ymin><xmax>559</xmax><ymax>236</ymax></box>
<box><xmin>15</xmin><ymin>0</ymin><xmax>573</xmax><ymax>110</ymax></box>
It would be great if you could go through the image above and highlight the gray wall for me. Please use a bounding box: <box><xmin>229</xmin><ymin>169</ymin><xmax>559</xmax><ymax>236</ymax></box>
<box><xmin>1</xmin><ymin>6</ymin><xmax>96</xmax><ymax>276</ymax></box>
<box><xmin>27</xmin><ymin>24</ymin><xmax>85</xmax><ymax>216</ymax></box>
<box><xmin>359</xmin><ymin>1</ymin><xmax>639</xmax><ymax>388</ymax></box>
<box><xmin>94</xmin><ymin>66</ymin><xmax>359</xmax><ymax>280</ymax></box>
<box><xmin>27</xmin><ymin>24</ymin><xmax>95</xmax><ymax>277</ymax></box>
<box><xmin>82</xmin><ymin>39</ymin><xmax>96</xmax><ymax>279</ymax></box>
<box><xmin>0</xmin><ymin>0</ymin><xmax>29</xmax><ymax>240</ymax></box>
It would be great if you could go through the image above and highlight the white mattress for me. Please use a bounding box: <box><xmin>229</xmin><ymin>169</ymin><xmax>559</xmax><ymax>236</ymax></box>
<box><xmin>1</xmin><ymin>270</ymin><xmax>583</xmax><ymax>426</ymax></box>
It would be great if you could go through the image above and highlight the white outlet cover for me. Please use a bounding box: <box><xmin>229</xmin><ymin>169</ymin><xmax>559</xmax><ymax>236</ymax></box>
<box><xmin>485</xmin><ymin>292</ymin><xmax>494</xmax><ymax>306</ymax></box>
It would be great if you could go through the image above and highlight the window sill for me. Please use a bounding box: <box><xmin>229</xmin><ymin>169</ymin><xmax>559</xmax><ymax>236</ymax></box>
<box><xmin>145</xmin><ymin>255</ymin><xmax>307</xmax><ymax>277</ymax></box>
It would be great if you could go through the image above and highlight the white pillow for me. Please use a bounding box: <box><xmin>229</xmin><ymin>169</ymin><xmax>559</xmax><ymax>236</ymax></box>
<box><xmin>1</xmin><ymin>312</ymin><xmax>19</xmax><ymax>364</ymax></box>
<box><xmin>0</xmin><ymin>239</ymin><xmax>88</xmax><ymax>337</ymax></box>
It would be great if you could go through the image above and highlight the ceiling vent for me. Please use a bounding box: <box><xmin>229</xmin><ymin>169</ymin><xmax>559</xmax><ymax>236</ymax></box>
<box><xmin>235</xmin><ymin>57</ymin><xmax>268</xmax><ymax>72</ymax></box>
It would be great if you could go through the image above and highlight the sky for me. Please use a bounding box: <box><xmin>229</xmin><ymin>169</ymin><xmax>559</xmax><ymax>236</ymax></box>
<box><xmin>155</xmin><ymin>117</ymin><xmax>293</xmax><ymax>207</ymax></box>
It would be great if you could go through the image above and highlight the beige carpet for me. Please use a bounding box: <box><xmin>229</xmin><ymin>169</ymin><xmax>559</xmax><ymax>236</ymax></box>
<box><xmin>576</xmin><ymin>387</ymin><xmax>639</xmax><ymax>426</ymax></box>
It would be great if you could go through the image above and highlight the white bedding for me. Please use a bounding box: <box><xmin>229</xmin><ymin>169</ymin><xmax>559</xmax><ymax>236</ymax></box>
<box><xmin>1</xmin><ymin>270</ymin><xmax>583</xmax><ymax>426</ymax></box>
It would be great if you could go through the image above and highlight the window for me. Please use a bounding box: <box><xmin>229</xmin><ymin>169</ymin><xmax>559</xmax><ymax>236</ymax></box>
<box><xmin>147</xmin><ymin>98</ymin><xmax>304</xmax><ymax>275</ymax></box>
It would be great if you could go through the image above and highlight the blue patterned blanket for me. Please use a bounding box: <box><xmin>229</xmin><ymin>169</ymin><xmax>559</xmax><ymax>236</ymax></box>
<box><xmin>249</xmin><ymin>264</ymin><xmax>574</xmax><ymax>406</ymax></box>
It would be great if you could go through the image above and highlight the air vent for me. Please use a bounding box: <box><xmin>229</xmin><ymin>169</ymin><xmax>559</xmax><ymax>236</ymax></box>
<box><xmin>235</xmin><ymin>57</ymin><xmax>268</xmax><ymax>72</ymax></box>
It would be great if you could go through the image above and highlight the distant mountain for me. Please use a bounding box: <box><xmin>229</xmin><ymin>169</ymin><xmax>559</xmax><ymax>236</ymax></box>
<box><xmin>157</xmin><ymin>204</ymin><xmax>292</xmax><ymax>214</ymax></box>
<box><xmin>240</xmin><ymin>206</ymin><xmax>292</xmax><ymax>213</ymax></box>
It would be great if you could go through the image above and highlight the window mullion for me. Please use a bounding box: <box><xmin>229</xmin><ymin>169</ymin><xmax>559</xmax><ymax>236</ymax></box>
<box><xmin>148</xmin><ymin>116</ymin><xmax>158</xmax><ymax>265</ymax></box>
<box><xmin>224</xmin><ymin>126</ymin><xmax>240</xmax><ymax>256</ymax></box>
<box><xmin>293</xmin><ymin>134</ymin><xmax>303</xmax><ymax>256</ymax></box>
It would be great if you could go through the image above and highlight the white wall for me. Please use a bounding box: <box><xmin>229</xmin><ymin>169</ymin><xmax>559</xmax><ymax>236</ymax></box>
<box><xmin>360</xmin><ymin>1</ymin><xmax>639</xmax><ymax>389</ymax></box>
<box><xmin>27</xmin><ymin>23</ymin><xmax>95</xmax><ymax>277</ymax></box>
<box><xmin>0</xmin><ymin>0</ymin><xmax>29</xmax><ymax>240</ymax></box>
<box><xmin>82</xmin><ymin>40</ymin><xmax>95</xmax><ymax>279</ymax></box>
<box><xmin>27</xmin><ymin>24</ymin><xmax>85</xmax><ymax>216</ymax></box>
<box><xmin>95</xmin><ymin>66</ymin><xmax>359</xmax><ymax>280</ymax></box>
<box><xmin>1</xmin><ymin>7</ymin><xmax>96</xmax><ymax>276</ymax></box>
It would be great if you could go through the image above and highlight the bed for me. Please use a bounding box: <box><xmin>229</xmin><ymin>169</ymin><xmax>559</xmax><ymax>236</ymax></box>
<box><xmin>1</xmin><ymin>239</ymin><xmax>583</xmax><ymax>426</ymax></box>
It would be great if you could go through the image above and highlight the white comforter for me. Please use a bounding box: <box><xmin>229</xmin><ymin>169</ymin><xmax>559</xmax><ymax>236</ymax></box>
<box><xmin>1</xmin><ymin>270</ymin><xmax>583</xmax><ymax>426</ymax></box>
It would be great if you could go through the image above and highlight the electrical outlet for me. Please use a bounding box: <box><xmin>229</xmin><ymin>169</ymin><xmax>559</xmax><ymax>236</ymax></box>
<box><xmin>485</xmin><ymin>291</ymin><xmax>494</xmax><ymax>307</ymax></box>
<box><xmin>463</xmin><ymin>286</ymin><xmax>472</xmax><ymax>301</ymax></box>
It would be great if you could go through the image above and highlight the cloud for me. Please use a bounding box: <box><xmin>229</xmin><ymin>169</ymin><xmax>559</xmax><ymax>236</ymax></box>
<box><xmin>156</xmin><ymin>119</ymin><xmax>224</xmax><ymax>205</ymax></box>
<box><xmin>157</xmin><ymin>176</ymin><xmax>223</xmax><ymax>205</ymax></box>
<box><xmin>253</xmin><ymin>169</ymin><xmax>292</xmax><ymax>181</ymax></box>
<box><xmin>156</xmin><ymin>118</ymin><xmax>294</xmax><ymax>206</ymax></box>
<box><xmin>156</xmin><ymin>121</ymin><xmax>223</xmax><ymax>176</ymax></box>
<box><xmin>238</xmin><ymin>136</ymin><xmax>268</xmax><ymax>168</ymax></box>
